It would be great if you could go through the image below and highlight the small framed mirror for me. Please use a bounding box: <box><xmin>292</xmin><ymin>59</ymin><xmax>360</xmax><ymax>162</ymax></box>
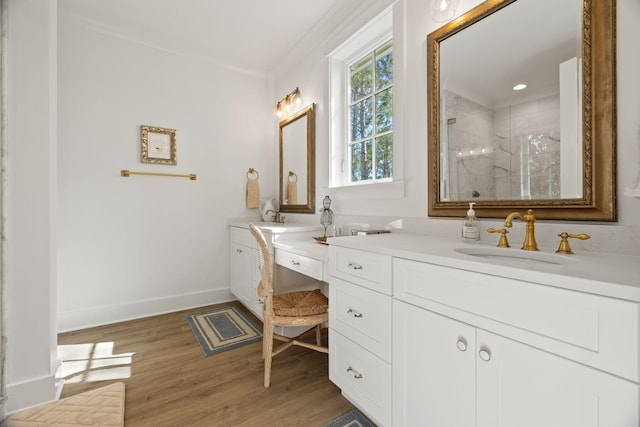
<box><xmin>279</xmin><ymin>104</ymin><xmax>315</xmax><ymax>214</ymax></box>
<box><xmin>427</xmin><ymin>0</ymin><xmax>616</xmax><ymax>220</ymax></box>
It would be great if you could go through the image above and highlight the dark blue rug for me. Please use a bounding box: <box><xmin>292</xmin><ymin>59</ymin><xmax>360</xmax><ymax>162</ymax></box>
<box><xmin>323</xmin><ymin>409</ymin><xmax>376</xmax><ymax>427</ymax></box>
<box><xmin>186</xmin><ymin>305</ymin><xmax>262</xmax><ymax>356</ymax></box>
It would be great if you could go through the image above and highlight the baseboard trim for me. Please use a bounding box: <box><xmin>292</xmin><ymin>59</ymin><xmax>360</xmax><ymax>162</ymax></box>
<box><xmin>6</xmin><ymin>374</ymin><xmax>58</xmax><ymax>414</ymax></box>
<box><xmin>57</xmin><ymin>288</ymin><xmax>235</xmax><ymax>332</ymax></box>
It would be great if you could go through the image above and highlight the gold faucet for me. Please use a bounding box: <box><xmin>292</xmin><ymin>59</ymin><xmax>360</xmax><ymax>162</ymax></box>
<box><xmin>504</xmin><ymin>209</ymin><xmax>538</xmax><ymax>251</ymax></box>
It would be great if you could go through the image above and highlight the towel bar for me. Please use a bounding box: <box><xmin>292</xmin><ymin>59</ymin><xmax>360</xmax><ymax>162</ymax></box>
<box><xmin>121</xmin><ymin>169</ymin><xmax>197</xmax><ymax>180</ymax></box>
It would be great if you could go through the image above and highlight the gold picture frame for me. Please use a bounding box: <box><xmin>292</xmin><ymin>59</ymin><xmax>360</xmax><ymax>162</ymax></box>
<box><xmin>141</xmin><ymin>125</ymin><xmax>177</xmax><ymax>165</ymax></box>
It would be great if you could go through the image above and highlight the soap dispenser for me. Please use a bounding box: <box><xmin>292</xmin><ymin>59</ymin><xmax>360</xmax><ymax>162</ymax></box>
<box><xmin>462</xmin><ymin>202</ymin><xmax>480</xmax><ymax>242</ymax></box>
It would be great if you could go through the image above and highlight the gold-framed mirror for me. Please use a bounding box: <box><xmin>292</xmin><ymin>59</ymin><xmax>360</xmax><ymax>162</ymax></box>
<box><xmin>279</xmin><ymin>103</ymin><xmax>316</xmax><ymax>214</ymax></box>
<box><xmin>427</xmin><ymin>0</ymin><xmax>616</xmax><ymax>220</ymax></box>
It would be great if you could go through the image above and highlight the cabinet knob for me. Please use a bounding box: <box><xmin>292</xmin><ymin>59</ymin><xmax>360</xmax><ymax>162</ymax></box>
<box><xmin>347</xmin><ymin>308</ymin><xmax>363</xmax><ymax>318</ymax></box>
<box><xmin>456</xmin><ymin>338</ymin><xmax>468</xmax><ymax>352</ymax></box>
<box><xmin>347</xmin><ymin>366</ymin><xmax>363</xmax><ymax>379</ymax></box>
<box><xmin>347</xmin><ymin>262</ymin><xmax>363</xmax><ymax>270</ymax></box>
<box><xmin>236</xmin><ymin>249</ymin><xmax>243</xmax><ymax>254</ymax></box>
<box><xmin>478</xmin><ymin>348</ymin><xmax>491</xmax><ymax>362</ymax></box>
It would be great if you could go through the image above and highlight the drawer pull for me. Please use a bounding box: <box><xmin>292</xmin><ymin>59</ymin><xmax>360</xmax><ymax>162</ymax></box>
<box><xmin>456</xmin><ymin>338</ymin><xmax>468</xmax><ymax>352</ymax></box>
<box><xmin>479</xmin><ymin>348</ymin><xmax>491</xmax><ymax>362</ymax></box>
<box><xmin>347</xmin><ymin>262</ymin><xmax>363</xmax><ymax>270</ymax></box>
<box><xmin>289</xmin><ymin>260</ymin><xmax>301</xmax><ymax>266</ymax></box>
<box><xmin>347</xmin><ymin>308</ymin><xmax>363</xmax><ymax>318</ymax></box>
<box><xmin>347</xmin><ymin>366</ymin><xmax>363</xmax><ymax>379</ymax></box>
<box><xmin>236</xmin><ymin>249</ymin><xmax>243</xmax><ymax>254</ymax></box>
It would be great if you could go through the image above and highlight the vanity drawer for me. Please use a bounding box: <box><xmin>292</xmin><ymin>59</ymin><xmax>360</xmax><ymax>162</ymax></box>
<box><xmin>329</xmin><ymin>329</ymin><xmax>391</xmax><ymax>427</ymax></box>
<box><xmin>393</xmin><ymin>258</ymin><xmax>639</xmax><ymax>382</ymax></box>
<box><xmin>329</xmin><ymin>247</ymin><xmax>392</xmax><ymax>295</ymax></box>
<box><xmin>275</xmin><ymin>249</ymin><xmax>323</xmax><ymax>281</ymax></box>
<box><xmin>330</xmin><ymin>277</ymin><xmax>392</xmax><ymax>362</ymax></box>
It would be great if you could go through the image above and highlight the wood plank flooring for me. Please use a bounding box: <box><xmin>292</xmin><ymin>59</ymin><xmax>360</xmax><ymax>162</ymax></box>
<box><xmin>58</xmin><ymin>301</ymin><xmax>355</xmax><ymax>426</ymax></box>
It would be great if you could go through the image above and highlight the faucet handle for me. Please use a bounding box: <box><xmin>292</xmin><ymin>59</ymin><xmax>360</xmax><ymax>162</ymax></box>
<box><xmin>487</xmin><ymin>228</ymin><xmax>510</xmax><ymax>248</ymax></box>
<box><xmin>555</xmin><ymin>232</ymin><xmax>591</xmax><ymax>254</ymax></box>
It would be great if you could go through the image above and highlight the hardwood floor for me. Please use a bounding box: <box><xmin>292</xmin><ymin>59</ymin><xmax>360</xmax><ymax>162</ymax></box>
<box><xmin>58</xmin><ymin>301</ymin><xmax>356</xmax><ymax>426</ymax></box>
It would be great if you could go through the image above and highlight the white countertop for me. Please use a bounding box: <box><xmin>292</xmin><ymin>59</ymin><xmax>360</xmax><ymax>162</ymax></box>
<box><xmin>327</xmin><ymin>233</ymin><xmax>640</xmax><ymax>302</ymax></box>
<box><xmin>229</xmin><ymin>220</ymin><xmax>324</xmax><ymax>234</ymax></box>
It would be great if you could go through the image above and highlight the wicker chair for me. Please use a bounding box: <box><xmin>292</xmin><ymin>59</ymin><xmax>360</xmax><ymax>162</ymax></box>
<box><xmin>249</xmin><ymin>224</ymin><xmax>329</xmax><ymax>388</ymax></box>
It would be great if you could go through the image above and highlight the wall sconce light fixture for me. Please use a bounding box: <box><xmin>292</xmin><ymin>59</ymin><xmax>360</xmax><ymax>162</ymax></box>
<box><xmin>275</xmin><ymin>87</ymin><xmax>302</xmax><ymax>119</ymax></box>
<box><xmin>430</xmin><ymin>0</ymin><xmax>459</xmax><ymax>22</ymax></box>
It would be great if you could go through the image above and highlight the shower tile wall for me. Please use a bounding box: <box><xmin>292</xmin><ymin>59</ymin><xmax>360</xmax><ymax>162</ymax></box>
<box><xmin>445</xmin><ymin>90</ymin><xmax>561</xmax><ymax>200</ymax></box>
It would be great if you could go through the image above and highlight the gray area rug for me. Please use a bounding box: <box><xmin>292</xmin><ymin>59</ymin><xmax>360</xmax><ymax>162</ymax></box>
<box><xmin>186</xmin><ymin>305</ymin><xmax>262</xmax><ymax>356</ymax></box>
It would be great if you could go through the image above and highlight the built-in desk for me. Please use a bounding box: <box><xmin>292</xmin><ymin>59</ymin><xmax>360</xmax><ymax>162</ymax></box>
<box><xmin>273</xmin><ymin>238</ymin><xmax>329</xmax><ymax>281</ymax></box>
<box><xmin>228</xmin><ymin>221</ymin><xmax>327</xmax><ymax>319</ymax></box>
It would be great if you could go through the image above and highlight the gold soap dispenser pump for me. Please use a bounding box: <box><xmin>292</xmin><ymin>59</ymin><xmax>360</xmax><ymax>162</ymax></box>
<box><xmin>462</xmin><ymin>202</ymin><xmax>480</xmax><ymax>242</ymax></box>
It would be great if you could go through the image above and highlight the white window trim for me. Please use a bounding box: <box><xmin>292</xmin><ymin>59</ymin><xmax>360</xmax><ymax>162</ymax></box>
<box><xmin>328</xmin><ymin>6</ymin><xmax>403</xmax><ymax>199</ymax></box>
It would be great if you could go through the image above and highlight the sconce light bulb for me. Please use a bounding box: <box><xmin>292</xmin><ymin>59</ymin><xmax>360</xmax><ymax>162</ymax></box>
<box><xmin>431</xmin><ymin>0</ymin><xmax>458</xmax><ymax>22</ymax></box>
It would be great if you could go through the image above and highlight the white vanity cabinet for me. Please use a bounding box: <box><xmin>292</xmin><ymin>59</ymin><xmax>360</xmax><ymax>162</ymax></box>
<box><xmin>393</xmin><ymin>258</ymin><xmax>639</xmax><ymax>427</ymax></box>
<box><xmin>328</xmin><ymin>246</ymin><xmax>393</xmax><ymax>427</ymax></box>
<box><xmin>230</xmin><ymin>226</ymin><xmax>263</xmax><ymax>318</ymax></box>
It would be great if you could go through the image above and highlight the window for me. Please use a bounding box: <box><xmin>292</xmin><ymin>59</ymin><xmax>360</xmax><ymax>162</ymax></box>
<box><xmin>348</xmin><ymin>41</ymin><xmax>393</xmax><ymax>182</ymax></box>
<box><xmin>329</xmin><ymin>8</ymin><xmax>396</xmax><ymax>190</ymax></box>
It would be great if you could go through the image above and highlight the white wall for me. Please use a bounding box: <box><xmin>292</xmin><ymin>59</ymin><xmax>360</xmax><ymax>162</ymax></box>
<box><xmin>56</xmin><ymin>14</ymin><xmax>276</xmax><ymax>330</ymax></box>
<box><xmin>273</xmin><ymin>0</ymin><xmax>640</xmax><ymax>255</ymax></box>
<box><xmin>6</xmin><ymin>0</ymin><xmax>59</xmax><ymax>413</ymax></box>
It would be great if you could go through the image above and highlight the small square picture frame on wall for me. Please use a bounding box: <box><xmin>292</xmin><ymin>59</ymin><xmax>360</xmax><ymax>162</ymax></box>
<box><xmin>141</xmin><ymin>125</ymin><xmax>177</xmax><ymax>165</ymax></box>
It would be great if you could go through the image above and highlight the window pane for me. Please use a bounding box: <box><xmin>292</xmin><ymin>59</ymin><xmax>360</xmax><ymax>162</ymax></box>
<box><xmin>350</xmin><ymin>55</ymin><xmax>372</xmax><ymax>102</ymax></box>
<box><xmin>375</xmin><ymin>42</ymin><xmax>393</xmax><ymax>90</ymax></box>
<box><xmin>375</xmin><ymin>87</ymin><xmax>393</xmax><ymax>133</ymax></box>
<box><xmin>375</xmin><ymin>134</ymin><xmax>393</xmax><ymax>179</ymax></box>
<box><xmin>350</xmin><ymin>98</ymin><xmax>373</xmax><ymax>141</ymax></box>
<box><xmin>351</xmin><ymin>139</ymin><xmax>372</xmax><ymax>181</ymax></box>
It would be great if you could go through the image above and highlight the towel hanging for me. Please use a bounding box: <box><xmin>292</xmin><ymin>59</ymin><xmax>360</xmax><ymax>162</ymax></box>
<box><xmin>246</xmin><ymin>168</ymin><xmax>260</xmax><ymax>208</ymax></box>
<box><xmin>287</xmin><ymin>171</ymin><xmax>298</xmax><ymax>204</ymax></box>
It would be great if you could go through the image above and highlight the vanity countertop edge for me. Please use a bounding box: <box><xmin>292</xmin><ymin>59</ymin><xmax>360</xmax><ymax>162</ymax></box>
<box><xmin>327</xmin><ymin>233</ymin><xmax>640</xmax><ymax>302</ymax></box>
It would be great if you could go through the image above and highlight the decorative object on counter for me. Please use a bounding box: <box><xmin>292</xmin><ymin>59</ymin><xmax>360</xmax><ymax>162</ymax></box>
<box><xmin>185</xmin><ymin>305</ymin><xmax>262</xmax><ymax>356</ymax></box>
<box><xmin>260</xmin><ymin>198</ymin><xmax>277</xmax><ymax>222</ymax></box>
<box><xmin>249</xmin><ymin>224</ymin><xmax>329</xmax><ymax>388</ymax></box>
<box><xmin>320</xmin><ymin>196</ymin><xmax>334</xmax><ymax>237</ymax></box>
<box><xmin>313</xmin><ymin>235</ymin><xmax>328</xmax><ymax>245</ymax></box>
<box><xmin>555</xmin><ymin>232</ymin><xmax>591</xmax><ymax>254</ymax></box>
<box><xmin>462</xmin><ymin>202</ymin><xmax>480</xmax><ymax>242</ymax></box>
<box><xmin>246</xmin><ymin>168</ymin><xmax>260</xmax><ymax>208</ymax></box>
<box><xmin>275</xmin><ymin>87</ymin><xmax>302</xmax><ymax>118</ymax></box>
<box><xmin>141</xmin><ymin>125</ymin><xmax>176</xmax><ymax>165</ymax></box>
<box><xmin>322</xmin><ymin>409</ymin><xmax>375</xmax><ymax>427</ymax></box>
<box><xmin>120</xmin><ymin>170</ymin><xmax>196</xmax><ymax>180</ymax></box>
<box><xmin>354</xmin><ymin>229</ymin><xmax>390</xmax><ymax>235</ymax></box>
<box><xmin>287</xmin><ymin>171</ymin><xmax>298</xmax><ymax>204</ymax></box>
<box><xmin>487</xmin><ymin>227</ymin><xmax>510</xmax><ymax>248</ymax></box>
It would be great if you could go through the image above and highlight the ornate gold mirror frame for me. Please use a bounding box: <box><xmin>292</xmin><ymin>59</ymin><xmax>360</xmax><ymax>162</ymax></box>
<box><xmin>427</xmin><ymin>0</ymin><xmax>616</xmax><ymax>220</ymax></box>
<box><xmin>279</xmin><ymin>104</ymin><xmax>316</xmax><ymax>214</ymax></box>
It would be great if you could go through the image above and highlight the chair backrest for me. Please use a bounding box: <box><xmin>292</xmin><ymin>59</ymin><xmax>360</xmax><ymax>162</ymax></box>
<box><xmin>249</xmin><ymin>224</ymin><xmax>274</xmax><ymax>314</ymax></box>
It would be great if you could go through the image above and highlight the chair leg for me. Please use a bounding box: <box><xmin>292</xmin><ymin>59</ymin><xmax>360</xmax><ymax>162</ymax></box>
<box><xmin>263</xmin><ymin>318</ymin><xmax>274</xmax><ymax>388</ymax></box>
<box><xmin>315</xmin><ymin>324</ymin><xmax>322</xmax><ymax>347</ymax></box>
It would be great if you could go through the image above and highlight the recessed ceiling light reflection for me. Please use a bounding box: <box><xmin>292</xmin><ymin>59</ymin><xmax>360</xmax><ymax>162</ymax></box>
<box><xmin>513</xmin><ymin>83</ymin><xmax>527</xmax><ymax>91</ymax></box>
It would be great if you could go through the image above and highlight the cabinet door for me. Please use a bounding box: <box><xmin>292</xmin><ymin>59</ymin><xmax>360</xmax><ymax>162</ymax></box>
<box><xmin>477</xmin><ymin>330</ymin><xmax>638</xmax><ymax>427</ymax></box>
<box><xmin>230</xmin><ymin>242</ymin><xmax>250</xmax><ymax>304</ymax></box>
<box><xmin>230</xmin><ymin>243</ymin><xmax>262</xmax><ymax>317</ymax></box>
<box><xmin>393</xmin><ymin>300</ymin><xmax>476</xmax><ymax>427</ymax></box>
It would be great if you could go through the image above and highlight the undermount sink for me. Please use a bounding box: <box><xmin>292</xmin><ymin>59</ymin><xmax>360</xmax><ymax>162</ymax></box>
<box><xmin>454</xmin><ymin>246</ymin><xmax>578</xmax><ymax>266</ymax></box>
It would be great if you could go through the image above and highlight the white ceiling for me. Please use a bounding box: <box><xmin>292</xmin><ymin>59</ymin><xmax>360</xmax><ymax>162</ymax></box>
<box><xmin>58</xmin><ymin>0</ymin><xmax>341</xmax><ymax>74</ymax></box>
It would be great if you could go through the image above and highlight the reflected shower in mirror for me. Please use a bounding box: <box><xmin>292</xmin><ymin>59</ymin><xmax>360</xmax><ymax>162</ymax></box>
<box><xmin>427</xmin><ymin>0</ymin><xmax>616</xmax><ymax>220</ymax></box>
<box><xmin>279</xmin><ymin>104</ymin><xmax>315</xmax><ymax>214</ymax></box>
<box><xmin>439</xmin><ymin>0</ymin><xmax>581</xmax><ymax>202</ymax></box>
